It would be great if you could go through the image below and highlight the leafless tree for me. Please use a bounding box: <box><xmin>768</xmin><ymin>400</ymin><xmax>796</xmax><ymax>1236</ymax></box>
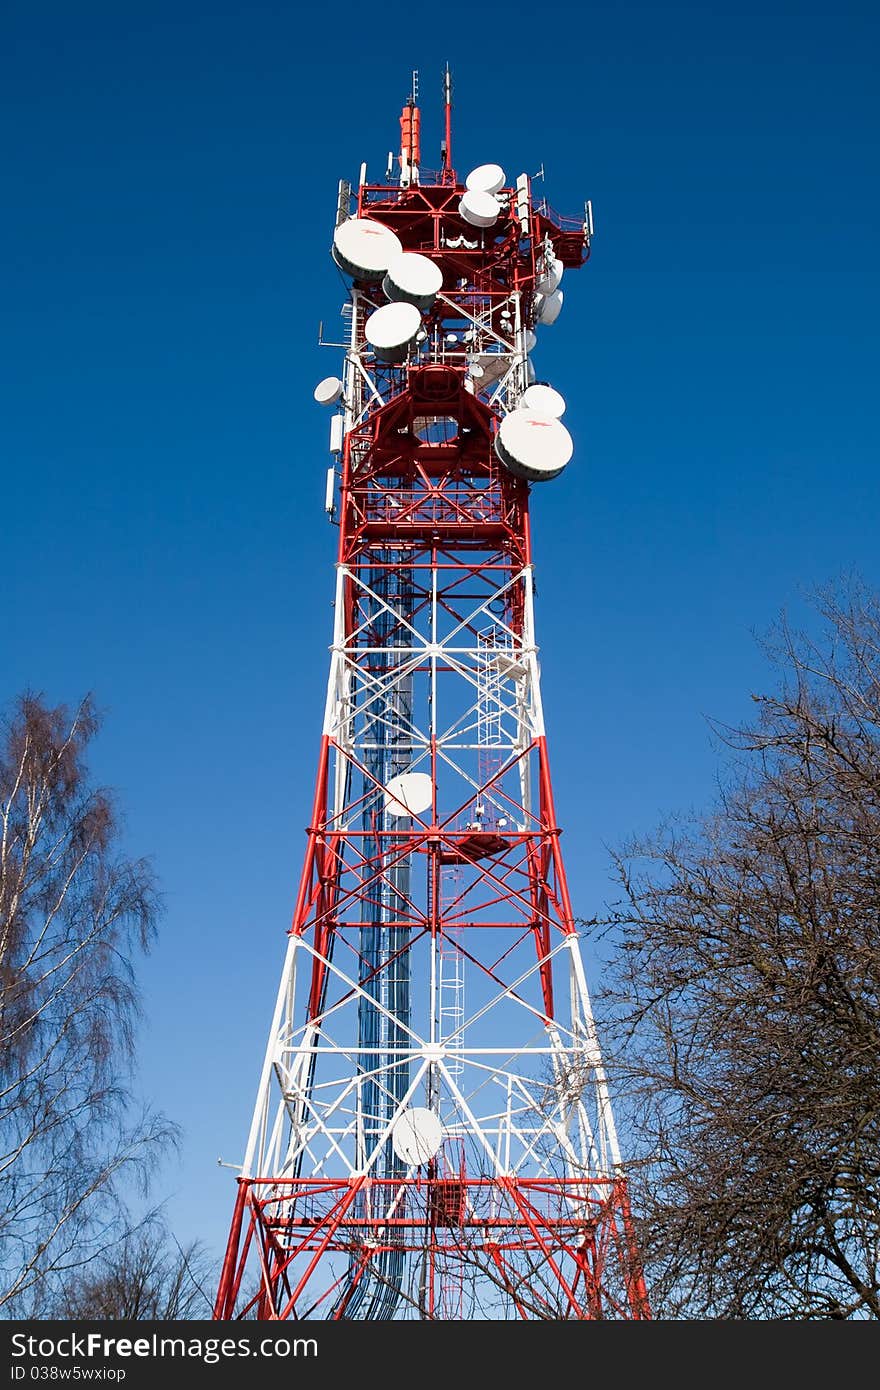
<box><xmin>0</xmin><ymin>693</ymin><xmax>177</xmax><ymax>1313</ymax></box>
<box><xmin>590</xmin><ymin>578</ymin><xmax>880</xmax><ymax>1319</ymax></box>
<box><xmin>55</xmin><ymin>1221</ymin><xmax>215</xmax><ymax>1320</ymax></box>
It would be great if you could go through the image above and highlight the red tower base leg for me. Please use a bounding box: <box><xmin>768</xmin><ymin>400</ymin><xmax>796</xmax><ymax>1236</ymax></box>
<box><xmin>214</xmin><ymin>1176</ymin><xmax>650</xmax><ymax>1321</ymax></box>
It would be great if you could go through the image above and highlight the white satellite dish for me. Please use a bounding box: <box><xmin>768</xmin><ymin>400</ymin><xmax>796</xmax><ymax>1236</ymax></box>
<box><xmin>313</xmin><ymin>376</ymin><xmax>344</xmax><ymax>406</ymax></box>
<box><xmin>524</xmin><ymin>328</ymin><xmax>538</xmax><ymax>353</ymax></box>
<box><xmin>537</xmin><ymin>288</ymin><xmax>564</xmax><ymax>325</ymax></box>
<box><xmin>383</xmin><ymin>252</ymin><xmax>443</xmax><ymax>309</ymax></box>
<box><xmin>519</xmin><ymin>383</ymin><xmax>566</xmax><ymax>418</ymax></box>
<box><xmin>465</xmin><ymin>163</ymin><xmax>506</xmax><ymax>194</ymax></box>
<box><xmin>332</xmin><ymin>217</ymin><xmax>403</xmax><ymax>281</ymax></box>
<box><xmin>459</xmin><ymin>190</ymin><xmax>500</xmax><ymax>228</ymax></box>
<box><xmin>495</xmin><ymin>411</ymin><xmax>573</xmax><ymax>483</ymax></box>
<box><xmin>364</xmin><ymin>301</ymin><xmax>422</xmax><ymax>363</ymax></box>
<box><xmin>392</xmin><ymin>1108</ymin><xmax>443</xmax><ymax>1166</ymax></box>
<box><xmin>384</xmin><ymin>770</ymin><xmax>433</xmax><ymax>817</ymax></box>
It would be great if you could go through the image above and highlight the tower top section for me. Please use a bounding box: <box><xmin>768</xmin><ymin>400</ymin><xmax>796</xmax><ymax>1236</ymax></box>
<box><xmin>352</xmin><ymin>67</ymin><xmax>592</xmax><ymax>271</ymax></box>
<box><xmin>319</xmin><ymin>70</ymin><xmax>597</xmax><ymax>521</ymax></box>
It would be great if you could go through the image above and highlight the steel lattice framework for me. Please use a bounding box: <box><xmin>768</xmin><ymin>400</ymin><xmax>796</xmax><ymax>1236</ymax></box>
<box><xmin>214</xmin><ymin>80</ymin><xmax>649</xmax><ymax>1321</ymax></box>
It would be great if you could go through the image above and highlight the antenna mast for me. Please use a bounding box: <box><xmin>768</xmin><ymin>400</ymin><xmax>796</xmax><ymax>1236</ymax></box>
<box><xmin>214</xmin><ymin>74</ymin><xmax>648</xmax><ymax>1325</ymax></box>
<box><xmin>442</xmin><ymin>63</ymin><xmax>454</xmax><ymax>182</ymax></box>
<box><xmin>398</xmin><ymin>70</ymin><xmax>420</xmax><ymax>188</ymax></box>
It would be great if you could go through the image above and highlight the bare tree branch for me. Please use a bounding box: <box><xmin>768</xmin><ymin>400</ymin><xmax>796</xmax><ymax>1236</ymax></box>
<box><xmin>0</xmin><ymin>693</ymin><xmax>178</xmax><ymax>1314</ymax></box>
<box><xmin>590</xmin><ymin>578</ymin><xmax>880</xmax><ymax>1319</ymax></box>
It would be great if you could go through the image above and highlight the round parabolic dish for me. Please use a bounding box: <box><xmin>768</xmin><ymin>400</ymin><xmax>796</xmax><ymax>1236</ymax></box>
<box><xmin>383</xmin><ymin>251</ymin><xmax>443</xmax><ymax>309</ymax></box>
<box><xmin>392</xmin><ymin>1108</ymin><xmax>443</xmax><ymax>1166</ymax></box>
<box><xmin>524</xmin><ymin>328</ymin><xmax>538</xmax><ymax>353</ymax></box>
<box><xmin>459</xmin><ymin>190</ymin><xmax>500</xmax><ymax>228</ymax></box>
<box><xmin>496</xmin><ymin>411</ymin><xmax>573</xmax><ymax>482</ymax></box>
<box><xmin>537</xmin><ymin>288</ymin><xmax>564</xmax><ymax>325</ymax></box>
<box><xmin>332</xmin><ymin>217</ymin><xmax>402</xmax><ymax>280</ymax></box>
<box><xmin>519</xmin><ymin>383</ymin><xmax>566</xmax><ymax>418</ymax></box>
<box><xmin>384</xmin><ymin>770</ymin><xmax>433</xmax><ymax>817</ymax></box>
<box><xmin>465</xmin><ymin>163</ymin><xmax>505</xmax><ymax>194</ymax></box>
<box><xmin>313</xmin><ymin>376</ymin><xmax>344</xmax><ymax>406</ymax></box>
<box><xmin>364</xmin><ymin>302</ymin><xmax>422</xmax><ymax>361</ymax></box>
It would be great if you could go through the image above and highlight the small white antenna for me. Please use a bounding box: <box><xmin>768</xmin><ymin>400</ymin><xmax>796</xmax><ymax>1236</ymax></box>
<box><xmin>532</xmin><ymin>163</ymin><xmax>545</xmax><ymax>182</ymax></box>
<box><xmin>386</xmin><ymin>150</ymin><xmax>394</xmax><ymax>181</ymax></box>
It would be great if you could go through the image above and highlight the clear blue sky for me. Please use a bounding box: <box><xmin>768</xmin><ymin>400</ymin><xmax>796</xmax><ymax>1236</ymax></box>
<box><xmin>3</xmin><ymin>0</ymin><xmax>878</xmax><ymax>1267</ymax></box>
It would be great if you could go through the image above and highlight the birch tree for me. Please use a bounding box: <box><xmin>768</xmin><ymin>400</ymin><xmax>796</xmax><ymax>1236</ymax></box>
<box><xmin>0</xmin><ymin>693</ymin><xmax>175</xmax><ymax>1312</ymax></box>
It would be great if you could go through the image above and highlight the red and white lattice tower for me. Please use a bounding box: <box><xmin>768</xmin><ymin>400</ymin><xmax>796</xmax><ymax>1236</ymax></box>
<box><xmin>214</xmin><ymin>72</ymin><xmax>649</xmax><ymax>1321</ymax></box>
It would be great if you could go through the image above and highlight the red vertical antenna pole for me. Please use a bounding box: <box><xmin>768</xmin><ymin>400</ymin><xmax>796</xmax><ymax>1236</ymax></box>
<box><xmin>398</xmin><ymin>72</ymin><xmax>420</xmax><ymax>188</ymax></box>
<box><xmin>443</xmin><ymin>63</ymin><xmax>454</xmax><ymax>182</ymax></box>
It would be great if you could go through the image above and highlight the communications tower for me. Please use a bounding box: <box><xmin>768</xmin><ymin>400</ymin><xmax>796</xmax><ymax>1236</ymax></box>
<box><xmin>214</xmin><ymin>72</ymin><xmax>649</xmax><ymax>1321</ymax></box>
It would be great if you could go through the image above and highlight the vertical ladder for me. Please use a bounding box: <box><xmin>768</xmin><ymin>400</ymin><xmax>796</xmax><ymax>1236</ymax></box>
<box><xmin>437</xmin><ymin>868</ymin><xmax>465</xmax><ymax>1321</ymax></box>
<box><xmin>476</xmin><ymin>627</ymin><xmax>508</xmax><ymax>827</ymax></box>
<box><xmin>438</xmin><ymin>863</ymin><xmax>464</xmax><ymax>1089</ymax></box>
